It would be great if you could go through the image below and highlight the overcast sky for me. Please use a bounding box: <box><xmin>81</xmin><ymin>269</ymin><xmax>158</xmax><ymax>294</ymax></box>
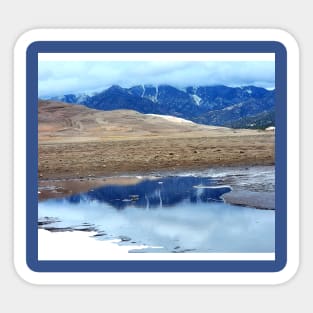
<box><xmin>38</xmin><ymin>61</ymin><xmax>275</xmax><ymax>97</ymax></box>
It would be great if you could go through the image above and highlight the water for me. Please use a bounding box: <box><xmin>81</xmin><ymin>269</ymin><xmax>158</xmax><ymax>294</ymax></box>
<box><xmin>38</xmin><ymin>172</ymin><xmax>275</xmax><ymax>253</ymax></box>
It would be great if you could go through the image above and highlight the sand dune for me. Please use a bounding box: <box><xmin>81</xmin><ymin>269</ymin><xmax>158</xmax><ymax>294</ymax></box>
<box><xmin>39</xmin><ymin>100</ymin><xmax>231</xmax><ymax>144</ymax></box>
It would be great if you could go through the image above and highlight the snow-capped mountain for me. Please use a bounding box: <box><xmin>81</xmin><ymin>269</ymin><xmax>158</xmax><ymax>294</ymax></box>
<box><xmin>47</xmin><ymin>84</ymin><xmax>275</xmax><ymax>129</ymax></box>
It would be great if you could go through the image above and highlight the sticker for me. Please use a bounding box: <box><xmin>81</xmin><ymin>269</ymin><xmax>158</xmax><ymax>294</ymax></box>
<box><xmin>14</xmin><ymin>29</ymin><xmax>299</xmax><ymax>284</ymax></box>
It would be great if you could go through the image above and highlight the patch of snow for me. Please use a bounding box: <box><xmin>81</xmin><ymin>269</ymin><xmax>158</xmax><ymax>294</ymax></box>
<box><xmin>149</xmin><ymin>86</ymin><xmax>159</xmax><ymax>103</ymax></box>
<box><xmin>193</xmin><ymin>185</ymin><xmax>232</xmax><ymax>190</ymax></box>
<box><xmin>76</xmin><ymin>94</ymin><xmax>89</xmax><ymax>103</ymax></box>
<box><xmin>146</xmin><ymin>114</ymin><xmax>195</xmax><ymax>124</ymax></box>
<box><xmin>191</xmin><ymin>94</ymin><xmax>202</xmax><ymax>106</ymax></box>
<box><xmin>141</xmin><ymin>84</ymin><xmax>145</xmax><ymax>97</ymax></box>
<box><xmin>172</xmin><ymin>86</ymin><xmax>187</xmax><ymax>93</ymax></box>
<box><xmin>38</xmin><ymin>229</ymin><xmax>162</xmax><ymax>260</ymax></box>
<box><xmin>223</xmin><ymin>102</ymin><xmax>243</xmax><ymax>111</ymax></box>
<box><xmin>155</xmin><ymin>85</ymin><xmax>158</xmax><ymax>102</ymax></box>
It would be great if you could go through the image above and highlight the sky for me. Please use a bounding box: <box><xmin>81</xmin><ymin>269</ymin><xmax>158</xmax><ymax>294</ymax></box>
<box><xmin>38</xmin><ymin>60</ymin><xmax>275</xmax><ymax>98</ymax></box>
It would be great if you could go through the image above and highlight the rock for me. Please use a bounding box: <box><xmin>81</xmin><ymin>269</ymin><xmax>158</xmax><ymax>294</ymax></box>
<box><xmin>119</xmin><ymin>235</ymin><xmax>131</xmax><ymax>242</ymax></box>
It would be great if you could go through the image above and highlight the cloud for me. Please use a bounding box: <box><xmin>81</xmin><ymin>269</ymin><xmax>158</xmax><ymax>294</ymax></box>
<box><xmin>38</xmin><ymin>61</ymin><xmax>275</xmax><ymax>97</ymax></box>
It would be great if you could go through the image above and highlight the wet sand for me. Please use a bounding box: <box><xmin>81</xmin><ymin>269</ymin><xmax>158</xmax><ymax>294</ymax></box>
<box><xmin>222</xmin><ymin>191</ymin><xmax>275</xmax><ymax>210</ymax></box>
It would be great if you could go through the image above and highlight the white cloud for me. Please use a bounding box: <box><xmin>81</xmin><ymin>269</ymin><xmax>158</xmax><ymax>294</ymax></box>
<box><xmin>38</xmin><ymin>61</ymin><xmax>275</xmax><ymax>97</ymax></box>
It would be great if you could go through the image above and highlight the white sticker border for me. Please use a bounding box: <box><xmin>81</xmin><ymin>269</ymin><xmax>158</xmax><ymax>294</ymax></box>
<box><xmin>14</xmin><ymin>28</ymin><xmax>299</xmax><ymax>285</ymax></box>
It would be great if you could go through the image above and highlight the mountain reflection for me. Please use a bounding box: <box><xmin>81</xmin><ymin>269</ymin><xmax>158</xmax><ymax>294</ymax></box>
<box><xmin>65</xmin><ymin>176</ymin><xmax>232</xmax><ymax>210</ymax></box>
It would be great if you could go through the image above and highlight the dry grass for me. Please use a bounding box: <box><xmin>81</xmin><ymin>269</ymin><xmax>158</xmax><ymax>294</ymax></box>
<box><xmin>38</xmin><ymin>100</ymin><xmax>275</xmax><ymax>179</ymax></box>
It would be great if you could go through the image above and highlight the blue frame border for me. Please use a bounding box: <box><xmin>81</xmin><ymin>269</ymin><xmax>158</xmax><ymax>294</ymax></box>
<box><xmin>26</xmin><ymin>41</ymin><xmax>287</xmax><ymax>272</ymax></box>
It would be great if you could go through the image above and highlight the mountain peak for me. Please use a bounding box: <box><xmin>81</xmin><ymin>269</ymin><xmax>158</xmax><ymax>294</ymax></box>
<box><xmin>105</xmin><ymin>85</ymin><xmax>124</xmax><ymax>92</ymax></box>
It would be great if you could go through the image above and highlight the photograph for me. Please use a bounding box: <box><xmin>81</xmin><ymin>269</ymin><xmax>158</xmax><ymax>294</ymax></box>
<box><xmin>37</xmin><ymin>55</ymin><xmax>276</xmax><ymax>260</ymax></box>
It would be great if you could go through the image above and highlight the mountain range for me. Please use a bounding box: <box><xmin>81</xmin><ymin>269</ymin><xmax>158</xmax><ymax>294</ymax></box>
<box><xmin>49</xmin><ymin>84</ymin><xmax>275</xmax><ymax>129</ymax></box>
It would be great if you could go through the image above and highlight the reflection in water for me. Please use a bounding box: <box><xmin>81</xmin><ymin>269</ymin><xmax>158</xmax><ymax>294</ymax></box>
<box><xmin>64</xmin><ymin>176</ymin><xmax>232</xmax><ymax>209</ymax></box>
<box><xmin>38</xmin><ymin>175</ymin><xmax>275</xmax><ymax>253</ymax></box>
